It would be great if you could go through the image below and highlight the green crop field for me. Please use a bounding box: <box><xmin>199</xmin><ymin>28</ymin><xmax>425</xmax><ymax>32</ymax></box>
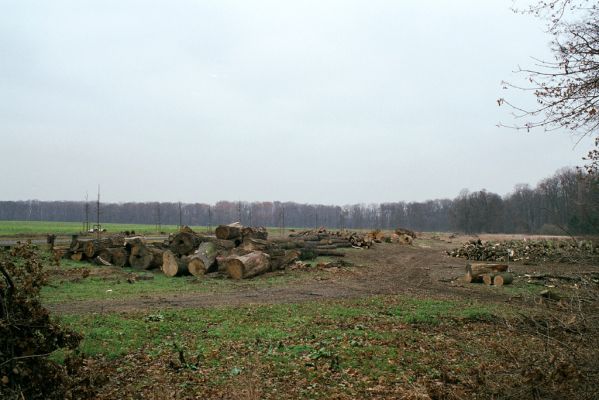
<box><xmin>0</xmin><ymin>220</ymin><xmax>202</xmax><ymax>236</ymax></box>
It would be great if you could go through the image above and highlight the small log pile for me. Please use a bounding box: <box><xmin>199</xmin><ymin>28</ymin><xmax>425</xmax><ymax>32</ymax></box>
<box><xmin>448</xmin><ymin>238</ymin><xmax>599</xmax><ymax>265</ymax></box>
<box><xmin>60</xmin><ymin>234</ymin><xmax>132</xmax><ymax>266</ymax></box>
<box><xmin>464</xmin><ymin>262</ymin><xmax>514</xmax><ymax>286</ymax></box>
<box><xmin>288</xmin><ymin>227</ymin><xmax>374</xmax><ymax>248</ymax></box>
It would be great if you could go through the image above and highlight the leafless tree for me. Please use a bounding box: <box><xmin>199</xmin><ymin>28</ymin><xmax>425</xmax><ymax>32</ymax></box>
<box><xmin>499</xmin><ymin>0</ymin><xmax>599</xmax><ymax>170</ymax></box>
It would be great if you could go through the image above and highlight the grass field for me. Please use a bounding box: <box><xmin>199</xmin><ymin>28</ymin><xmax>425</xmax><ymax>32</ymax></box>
<box><xmin>41</xmin><ymin>259</ymin><xmax>303</xmax><ymax>304</ymax></box>
<box><xmin>0</xmin><ymin>220</ymin><xmax>302</xmax><ymax>237</ymax></box>
<box><xmin>0</xmin><ymin>220</ymin><xmax>198</xmax><ymax>236</ymax></box>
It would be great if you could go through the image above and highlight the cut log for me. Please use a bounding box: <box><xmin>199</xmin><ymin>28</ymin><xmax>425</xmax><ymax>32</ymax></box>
<box><xmin>314</xmin><ymin>249</ymin><xmax>345</xmax><ymax>257</ymax></box>
<box><xmin>196</xmin><ymin>235</ymin><xmax>236</xmax><ymax>250</ymax></box>
<box><xmin>216</xmin><ymin>255</ymin><xmax>232</xmax><ymax>273</ymax></box>
<box><xmin>315</xmin><ymin>245</ymin><xmax>338</xmax><ymax>250</ymax></box>
<box><xmin>128</xmin><ymin>238</ymin><xmax>154</xmax><ymax>269</ymax></box>
<box><xmin>96</xmin><ymin>249</ymin><xmax>113</xmax><ymax>264</ymax></box>
<box><xmin>493</xmin><ymin>272</ymin><xmax>514</xmax><ymax>286</ymax></box>
<box><xmin>70</xmin><ymin>252</ymin><xmax>84</xmax><ymax>262</ymax></box>
<box><xmin>241</xmin><ymin>226</ymin><xmax>268</xmax><ymax>240</ymax></box>
<box><xmin>465</xmin><ymin>263</ymin><xmax>508</xmax><ymax>283</ymax></box>
<box><xmin>83</xmin><ymin>236</ymin><xmax>126</xmax><ymax>258</ymax></box>
<box><xmin>239</xmin><ymin>237</ymin><xmax>273</xmax><ymax>252</ymax></box>
<box><xmin>108</xmin><ymin>247</ymin><xmax>128</xmax><ymax>268</ymax></box>
<box><xmin>215</xmin><ymin>222</ymin><xmax>243</xmax><ymax>240</ymax></box>
<box><xmin>188</xmin><ymin>242</ymin><xmax>218</xmax><ymax>277</ymax></box>
<box><xmin>270</xmin><ymin>250</ymin><xmax>301</xmax><ymax>270</ymax></box>
<box><xmin>169</xmin><ymin>231</ymin><xmax>200</xmax><ymax>256</ymax></box>
<box><xmin>276</xmin><ymin>241</ymin><xmax>304</xmax><ymax>250</ymax></box>
<box><xmin>225</xmin><ymin>251</ymin><xmax>271</xmax><ymax>279</ymax></box>
<box><xmin>162</xmin><ymin>250</ymin><xmax>190</xmax><ymax>277</ymax></box>
<box><xmin>482</xmin><ymin>273</ymin><xmax>496</xmax><ymax>285</ymax></box>
<box><xmin>148</xmin><ymin>248</ymin><xmax>164</xmax><ymax>270</ymax></box>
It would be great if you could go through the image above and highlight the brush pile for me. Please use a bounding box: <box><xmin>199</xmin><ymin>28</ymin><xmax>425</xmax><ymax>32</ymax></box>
<box><xmin>447</xmin><ymin>238</ymin><xmax>599</xmax><ymax>264</ymax></box>
<box><xmin>1</xmin><ymin>244</ymin><xmax>93</xmax><ymax>399</ymax></box>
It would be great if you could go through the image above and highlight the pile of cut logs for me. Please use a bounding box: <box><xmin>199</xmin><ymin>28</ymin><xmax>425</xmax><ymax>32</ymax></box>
<box><xmin>288</xmin><ymin>227</ymin><xmax>373</xmax><ymax>249</ymax></box>
<box><xmin>465</xmin><ymin>262</ymin><xmax>513</xmax><ymax>286</ymax></box>
<box><xmin>63</xmin><ymin>234</ymin><xmax>132</xmax><ymax>267</ymax></box>
<box><xmin>286</xmin><ymin>227</ymin><xmax>415</xmax><ymax>248</ymax></box>
<box><xmin>58</xmin><ymin>223</ymin><xmax>369</xmax><ymax>280</ymax></box>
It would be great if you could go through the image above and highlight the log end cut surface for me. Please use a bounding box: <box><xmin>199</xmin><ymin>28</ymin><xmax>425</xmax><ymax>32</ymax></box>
<box><xmin>162</xmin><ymin>250</ymin><xmax>179</xmax><ymax>277</ymax></box>
<box><xmin>225</xmin><ymin>259</ymin><xmax>245</xmax><ymax>280</ymax></box>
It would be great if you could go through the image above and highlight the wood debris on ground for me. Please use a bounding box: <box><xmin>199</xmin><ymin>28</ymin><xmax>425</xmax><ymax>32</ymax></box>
<box><xmin>447</xmin><ymin>238</ymin><xmax>599</xmax><ymax>264</ymax></box>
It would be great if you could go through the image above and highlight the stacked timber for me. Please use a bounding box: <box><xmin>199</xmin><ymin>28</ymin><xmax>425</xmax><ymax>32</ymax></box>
<box><xmin>126</xmin><ymin>237</ymin><xmax>164</xmax><ymax>270</ymax></box>
<box><xmin>288</xmin><ymin>228</ymin><xmax>373</xmax><ymax>249</ymax></box>
<box><xmin>63</xmin><ymin>224</ymin><xmax>361</xmax><ymax>281</ymax></box>
<box><xmin>65</xmin><ymin>234</ymin><xmax>129</xmax><ymax>265</ymax></box>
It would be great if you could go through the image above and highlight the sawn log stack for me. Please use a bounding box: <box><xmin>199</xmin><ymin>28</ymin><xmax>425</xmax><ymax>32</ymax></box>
<box><xmin>60</xmin><ymin>224</ymin><xmax>391</xmax><ymax>280</ymax></box>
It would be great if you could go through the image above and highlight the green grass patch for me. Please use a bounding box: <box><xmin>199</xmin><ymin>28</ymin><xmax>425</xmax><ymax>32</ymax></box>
<box><xmin>0</xmin><ymin>220</ymin><xmax>209</xmax><ymax>236</ymax></box>
<box><xmin>42</xmin><ymin>270</ymin><xmax>299</xmax><ymax>304</ymax></box>
<box><xmin>57</xmin><ymin>296</ymin><xmax>498</xmax><ymax>360</ymax></box>
<box><xmin>49</xmin><ymin>295</ymin><xmax>524</xmax><ymax>398</ymax></box>
<box><xmin>0</xmin><ymin>220</ymin><xmax>311</xmax><ymax>237</ymax></box>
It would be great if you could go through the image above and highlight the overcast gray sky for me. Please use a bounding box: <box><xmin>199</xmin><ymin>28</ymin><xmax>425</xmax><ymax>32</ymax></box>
<box><xmin>0</xmin><ymin>0</ymin><xmax>593</xmax><ymax>204</ymax></box>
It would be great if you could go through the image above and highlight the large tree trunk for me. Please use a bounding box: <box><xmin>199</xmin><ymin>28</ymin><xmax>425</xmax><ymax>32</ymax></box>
<box><xmin>276</xmin><ymin>241</ymin><xmax>305</xmax><ymax>250</ymax></box>
<box><xmin>225</xmin><ymin>251</ymin><xmax>271</xmax><ymax>279</ymax></box>
<box><xmin>188</xmin><ymin>242</ymin><xmax>218</xmax><ymax>277</ymax></box>
<box><xmin>239</xmin><ymin>237</ymin><xmax>273</xmax><ymax>252</ymax></box>
<box><xmin>215</xmin><ymin>223</ymin><xmax>244</xmax><ymax>240</ymax></box>
<box><xmin>148</xmin><ymin>248</ymin><xmax>164</xmax><ymax>270</ymax></box>
<box><xmin>465</xmin><ymin>263</ymin><xmax>508</xmax><ymax>283</ymax></box>
<box><xmin>127</xmin><ymin>237</ymin><xmax>154</xmax><ymax>269</ymax></box>
<box><xmin>241</xmin><ymin>226</ymin><xmax>268</xmax><ymax>240</ymax></box>
<box><xmin>196</xmin><ymin>235</ymin><xmax>236</xmax><ymax>251</ymax></box>
<box><xmin>83</xmin><ymin>237</ymin><xmax>120</xmax><ymax>258</ymax></box>
<box><xmin>95</xmin><ymin>248</ymin><xmax>113</xmax><ymax>264</ymax></box>
<box><xmin>270</xmin><ymin>250</ymin><xmax>301</xmax><ymax>270</ymax></box>
<box><xmin>314</xmin><ymin>249</ymin><xmax>345</xmax><ymax>257</ymax></box>
<box><xmin>108</xmin><ymin>247</ymin><xmax>128</xmax><ymax>268</ymax></box>
<box><xmin>169</xmin><ymin>231</ymin><xmax>200</xmax><ymax>256</ymax></box>
<box><xmin>162</xmin><ymin>250</ymin><xmax>190</xmax><ymax>277</ymax></box>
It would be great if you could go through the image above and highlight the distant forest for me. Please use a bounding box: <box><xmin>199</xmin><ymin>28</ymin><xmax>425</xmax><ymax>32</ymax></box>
<box><xmin>1</xmin><ymin>168</ymin><xmax>598</xmax><ymax>234</ymax></box>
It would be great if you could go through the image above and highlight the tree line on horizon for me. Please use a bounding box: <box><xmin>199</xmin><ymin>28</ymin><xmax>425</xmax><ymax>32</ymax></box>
<box><xmin>1</xmin><ymin>168</ymin><xmax>597</xmax><ymax>235</ymax></box>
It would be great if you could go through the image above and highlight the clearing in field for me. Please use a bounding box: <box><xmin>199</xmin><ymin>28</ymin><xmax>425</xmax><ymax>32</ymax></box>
<box><xmin>2</xmin><ymin>223</ymin><xmax>597</xmax><ymax>399</ymax></box>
